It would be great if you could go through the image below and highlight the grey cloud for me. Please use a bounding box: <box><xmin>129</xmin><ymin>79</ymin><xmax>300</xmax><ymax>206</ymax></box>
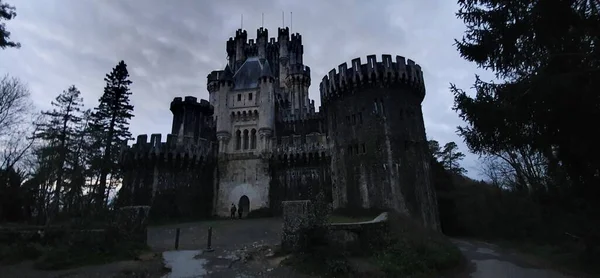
<box><xmin>0</xmin><ymin>0</ymin><xmax>494</xmax><ymax>178</ymax></box>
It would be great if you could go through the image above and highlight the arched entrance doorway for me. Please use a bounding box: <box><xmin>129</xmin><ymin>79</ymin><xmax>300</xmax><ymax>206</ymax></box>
<box><xmin>238</xmin><ymin>195</ymin><xmax>250</xmax><ymax>217</ymax></box>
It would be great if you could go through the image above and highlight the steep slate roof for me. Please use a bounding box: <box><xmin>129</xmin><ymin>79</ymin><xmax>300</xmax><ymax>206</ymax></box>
<box><xmin>233</xmin><ymin>57</ymin><xmax>273</xmax><ymax>90</ymax></box>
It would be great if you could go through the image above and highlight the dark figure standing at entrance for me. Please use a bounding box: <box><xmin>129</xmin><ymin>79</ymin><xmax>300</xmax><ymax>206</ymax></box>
<box><xmin>238</xmin><ymin>205</ymin><xmax>243</xmax><ymax>219</ymax></box>
<box><xmin>230</xmin><ymin>203</ymin><xmax>237</xmax><ymax>219</ymax></box>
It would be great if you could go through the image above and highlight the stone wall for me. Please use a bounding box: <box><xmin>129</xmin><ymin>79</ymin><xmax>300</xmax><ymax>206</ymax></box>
<box><xmin>326</xmin><ymin>213</ymin><xmax>389</xmax><ymax>255</ymax></box>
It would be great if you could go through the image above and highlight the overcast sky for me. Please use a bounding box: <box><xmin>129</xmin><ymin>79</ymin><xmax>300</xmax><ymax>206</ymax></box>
<box><xmin>0</xmin><ymin>0</ymin><xmax>495</xmax><ymax>179</ymax></box>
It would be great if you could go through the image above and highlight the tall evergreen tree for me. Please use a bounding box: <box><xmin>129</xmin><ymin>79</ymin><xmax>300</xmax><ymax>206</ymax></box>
<box><xmin>34</xmin><ymin>86</ymin><xmax>84</xmax><ymax>216</ymax></box>
<box><xmin>451</xmin><ymin>0</ymin><xmax>600</xmax><ymax>254</ymax></box>
<box><xmin>0</xmin><ymin>0</ymin><xmax>20</xmax><ymax>49</ymax></box>
<box><xmin>89</xmin><ymin>61</ymin><xmax>134</xmax><ymax>208</ymax></box>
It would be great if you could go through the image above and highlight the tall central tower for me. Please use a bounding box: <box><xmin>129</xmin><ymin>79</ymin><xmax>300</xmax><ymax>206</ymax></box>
<box><xmin>207</xmin><ymin>27</ymin><xmax>312</xmax><ymax>216</ymax></box>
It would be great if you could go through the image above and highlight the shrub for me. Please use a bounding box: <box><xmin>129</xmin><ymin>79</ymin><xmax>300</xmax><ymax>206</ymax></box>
<box><xmin>374</xmin><ymin>212</ymin><xmax>463</xmax><ymax>277</ymax></box>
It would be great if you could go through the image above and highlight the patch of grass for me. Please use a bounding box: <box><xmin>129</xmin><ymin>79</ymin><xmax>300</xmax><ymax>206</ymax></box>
<box><xmin>373</xmin><ymin>212</ymin><xmax>464</xmax><ymax>277</ymax></box>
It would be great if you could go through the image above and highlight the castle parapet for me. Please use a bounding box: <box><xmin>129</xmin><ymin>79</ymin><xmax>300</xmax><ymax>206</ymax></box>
<box><xmin>275</xmin><ymin>133</ymin><xmax>330</xmax><ymax>156</ymax></box>
<box><xmin>319</xmin><ymin>54</ymin><xmax>426</xmax><ymax>105</ymax></box>
<box><xmin>288</xmin><ymin>64</ymin><xmax>310</xmax><ymax>76</ymax></box>
<box><xmin>121</xmin><ymin>133</ymin><xmax>216</xmax><ymax>164</ymax></box>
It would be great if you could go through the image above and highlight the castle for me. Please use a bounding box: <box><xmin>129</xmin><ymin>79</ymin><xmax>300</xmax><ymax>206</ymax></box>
<box><xmin>119</xmin><ymin>27</ymin><xmax>440</xmax><ymax>230</ymax></box>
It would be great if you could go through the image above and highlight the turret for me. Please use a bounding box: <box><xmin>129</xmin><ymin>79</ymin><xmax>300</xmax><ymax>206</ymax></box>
<box><xmin>278</xmin><ymin>27</ymin><xmax>290</xmax><ymax>86</ymax></box>
<box><xmin>257</xmin><ymin>27</ymin><xmax>268</xmax><ymax>59</ymax></box>
<box><xmin>290</xmin><ymin>33</ymin><xmax>303</xmax><ymax>65</ymax></box>
<box><xmin>257</xmin><ymin>59</ymin><xmax>276</xmax><ymax>151</ymax></box>
<box><xmin>170</xmin><ymin>96</ymin><xmax>214</xmax><ymax>141</ymax></box>
<box><xmin>226</xmin><ymin>38</ymin><xmax>235</xmax><ymax>70</ymax></box>
<box><xmin>286</xmin><ymin>64</ymin><xmax>312</xmax><ymax>117</ymax></box>
<box><xmin>234</xmin><ymin>29</ymin><xmax>247</xmax><ymax>69</ymax></box>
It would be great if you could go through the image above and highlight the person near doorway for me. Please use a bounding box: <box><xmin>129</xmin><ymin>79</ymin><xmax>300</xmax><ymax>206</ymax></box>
<box><xmin>230</xmin><ymin>203</ymin><xmax>237</xmax><ymax>219</ymax></box>
<box><xmin>238</xmin><ymin>205</ymin><xmax>243</xmax><ymax>219</ymax></box>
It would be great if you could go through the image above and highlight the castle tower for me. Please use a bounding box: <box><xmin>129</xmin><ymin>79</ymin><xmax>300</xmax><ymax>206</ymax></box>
<box><xmin>170</xmin><ymin>96</ymin><xmax>214</xmax><ymax>141</ymax></box>
<box><xmin>257</xmin><ymin>62</ymin><xmax>276</xmax><ymax>151</ymax></box>
<box><xmin>320</xmin><ymin>54</ymin><xmax>440</xmax><ymax>230</ymax></box>
<box><xmin>208</xmin><ymin>27</ymin><xmax>284</xmax><ymax>217</ymax></box>
<box><xmin>277</xmin><ymin>27</ymin><xmax>290</xmax><ymax>89</ymax></box>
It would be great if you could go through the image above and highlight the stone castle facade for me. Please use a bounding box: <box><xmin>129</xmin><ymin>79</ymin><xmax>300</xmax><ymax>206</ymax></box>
<box><xmin>119</xmin><ymin>27</ymin><xmax>439</xmax><ymax>229</ymax></box>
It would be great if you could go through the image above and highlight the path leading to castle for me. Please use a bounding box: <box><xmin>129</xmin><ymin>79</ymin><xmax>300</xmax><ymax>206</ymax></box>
<box><xmin>452</xmin><ymin>239</ymin><xmax>577</xmax><ymax>278</ymax></box>
<box><xmin>0</xmin><ymin>218</ymin><xmax>581</xmax><ymax>277</ymax></box>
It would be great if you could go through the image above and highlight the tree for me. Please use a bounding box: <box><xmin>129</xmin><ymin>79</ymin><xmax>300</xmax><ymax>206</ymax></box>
<box><xmin>452</xmin><ymin>0</ymin><xmax>600</xmax><ymax>258</ymax></box>
<box><xmin>0</xmin><ymin>0</ymin><xmax>20</xmax><ymax>49</ymax></box>
<box><xmin>440</xmin><ymin>142</ymin><xmax>467</xmax><ymax>175</ymax></box>
<box><xmin>89</xmin><ymin>61</ymin><xmax>134</xmax><ymax>208</ymax></box>
<box><xmin>451</xmin><ymin>0</ymin><xmax>599</xmax><ymax>197</ymax></box>
<box><xmin>0</xmin><ymin>74</ymin><xmax>31</xmax><ymax>137</ymax></box>
<box><xmin>34</xmin><ymin>86</ymin><xmax>84</xmax><ymax>216</ymax></box>
<box><xmin>428</xmin><ymin>140</ymin><xmax>467</xmax><ymax>175</ymax></box>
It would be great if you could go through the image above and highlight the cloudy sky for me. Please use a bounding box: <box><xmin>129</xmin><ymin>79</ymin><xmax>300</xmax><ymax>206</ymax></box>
<box><xmin>0</xmin><ymin>0</ymin><xmax>495</xmax><ymax>179</ymax></box>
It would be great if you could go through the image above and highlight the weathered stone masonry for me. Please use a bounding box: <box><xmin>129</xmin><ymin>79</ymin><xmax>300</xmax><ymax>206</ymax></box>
<box><xmin>119</xmin><ymin>26</ymin><xmax>439</xmax><ymax>230</ymax></box>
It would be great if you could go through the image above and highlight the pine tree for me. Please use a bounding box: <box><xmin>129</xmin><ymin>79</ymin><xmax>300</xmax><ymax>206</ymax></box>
<box><xmin>34</xmin><ymin>85</ymin><xmax>84</xmax><ymax>216</ymax></box>
<box><xmin>0</xmin><ymin>0</ymin><xmax>20</xmax><ymax>49</ymax></box>
<box><xmin>89</xmin><ymin>60</ymin><xmax>134</xmax><ymax>209</ymax></box>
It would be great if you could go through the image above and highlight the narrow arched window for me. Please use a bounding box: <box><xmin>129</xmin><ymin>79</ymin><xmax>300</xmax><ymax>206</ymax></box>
<box><xmin>251</xmin><ymin>129</ymin><xmax>257</xmax><ymax>149</ymax></box>
<box><xmin>235</xmin><ymin>130</ymin><xmax>241</xmax><ymax>150</ymax></box>
<box><xmin>243</xmin><ymin>129</ymin><xmax>249</xmax><ymax>149</ymax></box>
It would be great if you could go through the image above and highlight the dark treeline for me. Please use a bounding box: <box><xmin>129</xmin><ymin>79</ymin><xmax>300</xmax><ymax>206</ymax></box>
<box><xmin>0</xmin><ymin>59</ymin><xmax>135</xmax><ymax>225</ymax></box>
<box><xmin>432</xmin><ymin>0</ymin><xmax>600</xmax><ymax>269</ymax></box>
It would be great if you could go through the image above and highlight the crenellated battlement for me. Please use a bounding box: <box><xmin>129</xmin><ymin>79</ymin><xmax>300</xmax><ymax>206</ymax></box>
<box><xmin>170</xmin><ymin>96</ymin><xmax>214</xmax><ymax>115</ymax></box>
<box><xmin>257</xmin><ymin>27</ymin><xmax>268</xmax><ymax>39</ymax></box>
<box><xmin>207</xmin><ymin>70</ymin><xmax>234</xmax><ymax>92</ymax></box>
<box><xmin>278</xmin><ymin>27</ymin><xmax>290</xmax><ymax>39</ymax></box>
<box><xmin>122</xmin><ymin>133</ymin><xmax>215</xmax><ymax>162</ymax></box>
<box><xmin>319</xmin><ymin>54</ymin><xmax>426</xmax><ymax>105</ymax></box>
<box><xmin>288</xmin><ymin>64</ymin><xmax>310</xmax><ymax>76</ymax></box>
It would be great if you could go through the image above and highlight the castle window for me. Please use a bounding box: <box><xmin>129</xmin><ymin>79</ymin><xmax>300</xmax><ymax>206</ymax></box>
<box><xmin>362</xmin><ymin>143</ymin><xmax>366</xmax><ymax>153</ymax></box>
<box><xmin>243</xmin><ymin>129</ymin><xmax>249</xmax><ymax>149</ymax></box>
<box><xmin>379</xmin><ymin>100</ymin><xmax>385</xmax><ymax>115</ymax></box>
<box><xmin>373</xmin><ymin>99</ymin><xmax>379</xmax><ymax>114</ymax></box>
<box><xmin>352</xmin><ymin>114</ymin><xmax>356</xmax><ymax>125</ymax></box>
<box><xmin>358</xmin><ymin>112</ymin><xmax>363</xmax><ymax>124</ymax></box>
<box><xmin>347</xmin><ymin>145</ymin><xmax>353</xmax><ymax>155</ymax></box>
<box><xmin>237</xmin><ymin>94</ymin><xmax>241</xmax><ymax>101</ymax></box>
<box><xmin>250</xmin><ymin>129</ymin><xmax>257</xmax><ymax>149</ymax></box>
<box><xmin>235</xmin><ymin>130</ymin><xmax>241</xmax><ymax>150</ymax></box>
<box><xmin>354</xmin><ymin>144</ymin><xmax>359</xmax><ymax>154</ymax></box>
<box><xmin>248</xmin><ymin>93</ymin><xmax>253</xmax><ymax>101</ymax></box>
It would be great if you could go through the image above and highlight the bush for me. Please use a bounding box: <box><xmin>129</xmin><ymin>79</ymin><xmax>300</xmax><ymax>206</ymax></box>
<box><xmin>374</xmin><ymin>212</ymin><xmax>463</xmax><ymax>277</ymax></box>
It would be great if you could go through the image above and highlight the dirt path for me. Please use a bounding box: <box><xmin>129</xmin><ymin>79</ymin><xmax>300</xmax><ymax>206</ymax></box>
<box><xmin>452</xmin><ymin>239</ymin><xmax>576</xmax><ymax>278</ymax></box>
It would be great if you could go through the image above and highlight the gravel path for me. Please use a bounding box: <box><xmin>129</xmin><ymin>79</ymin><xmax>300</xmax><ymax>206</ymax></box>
<box><xmin>452</xmin><ymin>238</ymin><xmax>576</xmax><ymax>278</ymax></box>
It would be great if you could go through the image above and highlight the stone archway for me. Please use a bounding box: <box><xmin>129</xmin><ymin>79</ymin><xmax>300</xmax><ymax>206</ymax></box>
<box><xmin>238</xmin><ymin>195</ymin><xmax>250</xmax><ymax>217</ymax></box>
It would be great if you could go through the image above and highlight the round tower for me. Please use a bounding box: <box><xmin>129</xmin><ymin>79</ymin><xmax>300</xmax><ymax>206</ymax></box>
<box><xmin>207</xmin><ymin>68</ymin><xmax>234</xmax><ymax>153</ymax></box>
<box><xmin>257</xmin><ymin>27</ymin><xmax>268</xmax><ymax>59</ymax></box>
<box><xmin>277</xmin><ymin>27</ymin><xmax>290</xmax><ymax>87</ymax></box>
<box><xmin>257</xmin><ymin>63</ymin><xmax>276</xmax><ymax>152</ymax></box>
<box><xmin>286</xmin><ymin>64</ymin><xmax>311</xmax><ymax>117</ymax></box>
<box><xmin>234</xmin><ymin>29</ymin><xmax>247</xmax><ymax>70</ymax></box>
<box><xmin>320</xmin><ymin>54</ymin><xmax>439</xmax><ymax>230</ymax></box>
